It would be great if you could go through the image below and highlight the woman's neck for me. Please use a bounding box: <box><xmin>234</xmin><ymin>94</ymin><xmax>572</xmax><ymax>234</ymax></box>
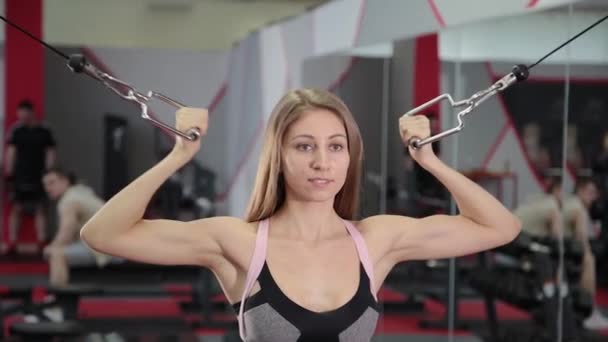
<box><xmin>272</xmin><ymin>200</ymin><xmax>345</xmax><ymax>242</ymax></box>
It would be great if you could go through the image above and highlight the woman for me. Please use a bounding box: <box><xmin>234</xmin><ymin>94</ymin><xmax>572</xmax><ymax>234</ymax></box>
<box><xmin>82</xmin><ymin>89</ymin><xmax>521</xmax><ymax>341</ymax></box>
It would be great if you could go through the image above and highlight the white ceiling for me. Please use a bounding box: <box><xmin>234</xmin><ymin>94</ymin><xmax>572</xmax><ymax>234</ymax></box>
<box><xmin>42</xmin><ymin>0</ymin><xmax>330</xmax><ymax>50</ymax></box>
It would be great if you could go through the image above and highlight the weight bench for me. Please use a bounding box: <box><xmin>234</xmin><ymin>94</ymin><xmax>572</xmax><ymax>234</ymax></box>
<box><xmin>71</xmin><ymin>261</ymin><xmax>200</xmax><ymax>285</ymax></box>
<box><xmin>10</xmin><ymin>321</ymin><xmax>83</xmax><ymax>342</ymax></box>
<box><xmin>468</xmin><ymin>235</ymin><xmax>594</xmax><ymax>341</ymax></box>
<box><xmin>1</xmin><ymin>286</ymin><xmax>34</xmax><ymax>339</ymax></box>
<box><xmin>1</xmin><ymin>286</ymin><xmax>86</xmax><ymax>341</ymax></box>
<box><xmin>5</xmin><ymin>284</ymin><xmax>193</xmax><ymax>341</ymax></box>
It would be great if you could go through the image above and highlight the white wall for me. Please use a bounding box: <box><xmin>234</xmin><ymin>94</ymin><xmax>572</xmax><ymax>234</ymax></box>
<box><xmin>439</xmin><ymin>10</ymin><xmax>608</xmax><ymax>65</ymax></box>
<box><xmin>42</xmin><ymin>0</ymin><xmax>324</xmax><ymax>50</ymax></box>
<box><xmin>7</xmin><ymin>0</ymin><xmax>606</xmax><ymax>217</ymax></box>
<box><xmin>178</xmin><ymin>0</ymin><xmax>606</xmax><ymax>216</ymax></box>
<box><xmin>440</xmin><ymin>61</ymin><xmax>608</xmax><ymax>207</ymax></box>
<box><xmin>44</xmin><ymin>46</ymin><xmax>229</xmax><ymax>197</ymax></box>
<box><xmin>88</xmin><ymin>46</ymin><xmax>229</xmax><ymax>171</ymax></box>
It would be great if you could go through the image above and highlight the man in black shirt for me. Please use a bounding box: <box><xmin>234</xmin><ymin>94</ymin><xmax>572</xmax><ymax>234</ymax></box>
<box><xmin>3</xmin><ymin>100</ymin><xmax>56</xmax><ymax>254</ymax></box>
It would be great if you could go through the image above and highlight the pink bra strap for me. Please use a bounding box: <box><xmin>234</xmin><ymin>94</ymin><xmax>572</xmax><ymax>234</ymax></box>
<box><xmin>238</xmin><ymin>218</ymin><xmax>269</xmax><ymax>341</ymax></box>
<box><xmin>343</xmin><ymin>220</ymin><xmax>378</xmax><ymax>301</ymax></box>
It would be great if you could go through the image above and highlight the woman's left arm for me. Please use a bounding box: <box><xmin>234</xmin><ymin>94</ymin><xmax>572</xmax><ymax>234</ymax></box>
<box><xmin>362</xmin><ymin>115</ymin><xmax>521</xmax><ymax>263</ymax></box>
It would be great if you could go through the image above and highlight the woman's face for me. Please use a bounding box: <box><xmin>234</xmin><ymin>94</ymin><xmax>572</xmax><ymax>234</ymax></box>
<box><xmin>280</xmin><ymin>109</ymin><xmax>350</xmax><ymax>204</ymax></box>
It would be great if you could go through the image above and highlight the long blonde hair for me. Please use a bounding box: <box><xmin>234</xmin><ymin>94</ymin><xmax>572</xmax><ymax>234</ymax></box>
<box><xmin>244</xmin><ymin>88</ymin><xmax>363</xmax><ymax>222</ymax></box>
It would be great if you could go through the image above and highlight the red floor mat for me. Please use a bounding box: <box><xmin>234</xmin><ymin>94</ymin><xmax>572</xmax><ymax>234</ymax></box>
<box><xmin>79</xmin><ymin>298</ymin><xmax>182</xmax><ymax>318</ymax></box>
<box><xmin>377</xmin><ymin>314</ymin><xmax>472</xmax><ymax>335</ymax></box>
<box><xmin>0</xmin><ymin>262</ymin><xmax>48</xmax><ymax>274</ymax></box>
<box><xmin>425</xmin><ymin>298</ymin><xmax>531</xmax><ymax>320</ymax></box>
<box><xmin>597</xmin><ymin>288</ymin><xmax>608</xmax><ymax>307</ymax></box>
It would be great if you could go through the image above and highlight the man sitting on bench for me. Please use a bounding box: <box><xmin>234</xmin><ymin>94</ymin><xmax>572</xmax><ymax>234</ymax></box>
<box><xmin>563</xmin><ymin>177</ymin><xmax>607</xmax><ymax>329</ymax></box>
<box><xmin>42</xmin><ymin>168</ymin><xmax>122</xmax><ymax>287</ymax></box>
<box><xmin>514</xmin><ymin>176</ymin><xmax>562</xmax><ymax>239</ymax></box>
<box><xmin>514</xmin><ymin>176</ymin><xmax>608</xmax><ymax>329</ymax></box>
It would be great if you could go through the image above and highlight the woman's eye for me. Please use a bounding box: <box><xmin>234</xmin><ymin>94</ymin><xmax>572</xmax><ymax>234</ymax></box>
<box><xmin>296</xmin><ymin>144</ymin><xmax>313</xmax><ymax>152</ymax></box>
<box><xmin>330</xmin><ymin>144</ymin><xmax>344</xmax><ymax>152</ymax></box>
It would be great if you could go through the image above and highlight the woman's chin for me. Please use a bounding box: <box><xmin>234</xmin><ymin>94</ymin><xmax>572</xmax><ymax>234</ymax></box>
<box><xmin>294</xmin><ymin>190</ymin><xmax>337</xmax><ymax>203</ymax></box>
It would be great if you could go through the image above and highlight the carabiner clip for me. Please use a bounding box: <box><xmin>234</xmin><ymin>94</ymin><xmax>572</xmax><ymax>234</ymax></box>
<box><xmin>67</xmin><ymin>54</ymin><xmax>200</xmax><ymax>141</ymax></box>
<box><xmin>404</xmin><ymin>64</ymin><xmax>529</xmax><ymax>149</ymax></box>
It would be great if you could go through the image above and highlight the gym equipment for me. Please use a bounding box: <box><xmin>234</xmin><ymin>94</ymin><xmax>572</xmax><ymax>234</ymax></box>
<box><xmin>10</xmin><ymin>321</ymin><xmax>83</xmax><ymax>342</ymax></box>
<box><xmin>0</xmin><ymin>15</ymin><xmax>203</xmax><ymax>141</ymax></box>
<box><xmin>467</xmin><ymin>232</ymin><xmax>600</xmax><ymax>342</ymax></box>
<box><xmin>404</xmin><ymin>14</ymin><xmax>608</xmax><ymax>149</ymax></box>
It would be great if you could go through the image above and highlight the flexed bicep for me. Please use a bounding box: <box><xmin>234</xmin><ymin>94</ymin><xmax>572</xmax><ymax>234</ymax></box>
<box><xmin>84</xmin><ymin>216</ymin><xmax>241</xmax><ymax>268</ymax></box>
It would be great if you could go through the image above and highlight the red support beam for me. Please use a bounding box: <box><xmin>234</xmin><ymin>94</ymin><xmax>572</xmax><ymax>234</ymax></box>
<box><xmin>3</xmin><ymin>0</ymin><xmax>45</xmax><ymax>247</ymax></box>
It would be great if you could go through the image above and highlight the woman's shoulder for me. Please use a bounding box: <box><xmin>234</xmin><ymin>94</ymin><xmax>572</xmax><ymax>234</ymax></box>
<box><xmin>200</xmin><ymin>216</ymin><xmax>272</xmax><ymax>239</ymax></box>
<box><xmin>344</xmin><ymin>217</ymin><xmax>382</xmax><ymax>237</ymax></box>
<box><xmin>344</xmin><ymin>219</ymin><xmax>363</xmax><ymax>230</ymax></box>
<box><xmin>191</xmin><ymin>217</ymin><xmax>261</xmax><ymax>261</ymax></box>
<box><xmin>350</xmin><ymin>215</ymin><xmax>419</xmax><ymax>246</ymax></box>
<box><xmin>345</xmin><ymin>216</ymin><xmax>410</xmax><ymax>263</ymax></box>
<box><xmin>350</xmin><ymin>215</ymin><xmax>415</xmax><ymax>232</ymax></box>
<box><xmin>197</xmin><ymin>216</ymin><xmax>262</xmax><ymax>236</ymax></box>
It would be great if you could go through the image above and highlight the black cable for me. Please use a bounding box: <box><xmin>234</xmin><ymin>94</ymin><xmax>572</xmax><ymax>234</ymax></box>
<box><xmin>0</xmin><ymin>15</ymin><xmax>70</xmax><ymax>61</ymax></box>
<box><xmin>527</xmin><ymin>14</ymin><xmax>608</xmax><ymax>70</ymax></box>
<box><xmin>1</xmin><ymin>10</ymin><xmax>607</xmax><ymax>76</ymax></box>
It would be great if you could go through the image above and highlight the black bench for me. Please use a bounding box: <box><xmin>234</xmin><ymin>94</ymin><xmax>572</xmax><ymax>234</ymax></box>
<box><xmin>10</xmin><ymin>321</ymin><xmax>83</xmax><ymax>341</ymax></box>
<box><xmin>1</xmin><ymin>287</ymin><xmax>31</xmax><ymax>339</ymax></box>
<box><xmin>71</xmin><ymin>261</ymin><xmax>200</xmax><ymax>285</ymax></box>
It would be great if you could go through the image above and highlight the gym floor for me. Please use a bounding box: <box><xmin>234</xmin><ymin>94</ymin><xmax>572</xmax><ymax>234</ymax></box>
<box><xmin>2</xmin><ymin>257</ymin><xmax>607</xmax><ymax>341</ymax></box>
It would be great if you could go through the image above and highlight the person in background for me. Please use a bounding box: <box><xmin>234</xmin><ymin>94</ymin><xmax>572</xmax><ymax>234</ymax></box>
<box><xmin>42</xmin><ymin>167</ymin><xmax>120</xmax><ymax>288</ymax></box>
<box><xmin>3</xmin><ymin>100</ymin><xmax>56</xmax><ymax>255</ymax></box>
<box><xmin>514</xmin><ymin>176</ymin><xmax>562</xmax><ymax>239</ymax></box>
<box><xmin>515</xmin><ymin>176</ymin><xmax>608</xmax><ymax>329</ymax></box>
<box><xmin>563</xmin><ymin>178</ymin><xmax>608</xmax><ymax>330</ymax></box>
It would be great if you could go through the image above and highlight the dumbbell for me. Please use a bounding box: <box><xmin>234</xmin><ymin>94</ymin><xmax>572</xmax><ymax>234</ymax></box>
<box><xmin>563</xmin><ymin>239</ymin><xmax>583</xmax><ymax>264</ymax></box>
<box><xmin>533</xmin><ymin>237</ymin><xmax>584</xmax><ymax>265</ymax></box>
<box><xmin>495</xmin><ymin>232</ymin><xmax>537</xmax><ymax>257</ymax></box>
<box><xmin>564</xmin><ymin>260</ymin><xmax>582</xmax><ymax>283</ymax></box>
<box><xmin>474</xmin><ymin>269</ymin><xmax>539</xmax><ymax>309</ymax></box>
<box><xmin>468</xmin><ymin>270</ymin><xmax>494</xmax><ymax>298</ymax></box>
<box><xmin>570</xmin><ymin>286</ymin><xmax>593</xmax><ymax>320</ymax></box>
<box><xmin>503</xmin><ymin>271</ymin><xmax>542</xmax><ymax>310</ymax></box>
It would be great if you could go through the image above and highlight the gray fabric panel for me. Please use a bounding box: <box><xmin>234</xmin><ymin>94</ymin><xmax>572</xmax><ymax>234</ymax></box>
<box><xmin>339</xmin><ymin>307</ymin><xmax>380</xmax><ymax>342</ymax></box>
<box><xmin>198</xmin><ymin>336</ymin><xmax>225</xmax><ymax>342</ymax></box>
<box><xmin>371</xmin><ymin>335</ymin><xmax>483</xmax><ymax>342</ymax></box>
<box><xmin>244</xmin><ymin>303</ymin><xmax>301</xmax><ymax>342</ymax></box>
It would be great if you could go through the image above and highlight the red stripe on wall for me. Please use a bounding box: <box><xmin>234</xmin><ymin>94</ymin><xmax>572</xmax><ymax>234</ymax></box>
<box><xmin>3</xmin><ymin>0</ymin><xmax>44</xmax><ymax>245</ymax></box>
<box><xmin>328</xmin><ymin>58</ymin><xmax>358</xmax><ymax>92</ymax></box>
<box><xmin>428</xmin><ymin>0</ymin><xmax>446</xmax><ymax>28</ymax></box>
<box><xmin>484</xmin><ymin>63</ymin><xmax>547</xmax><ymax>191</ymax></box>
<box><xmin>413</xmin><ymin>34</ymin><xmax>440</xmax><ymax>118</ymax></box>
<box><xmin>5</xmin><ymin>0</ymin><xmax>44</xmax><ymax>128</ymax></box>
<box><xmin>352</xmin><ymin>0</ymin><xmax>368</xmax><ymax>46</ymax></box>
<box><xmin>208</xmin><ymin>83</ymin><xmax>227</xmax><ymax>113</ymax></box>
<box><xmin>526</xmin><ymin>0</ymin><xmax>541</xmax><ymax>9</ymax></box>
<box><xmin>481</xmin><ymin>122</ymin><xmax>511</xmax><ymax>169</ymax></box>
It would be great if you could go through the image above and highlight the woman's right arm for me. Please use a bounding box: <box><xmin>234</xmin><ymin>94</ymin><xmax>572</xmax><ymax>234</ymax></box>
<box><xmin>81</xmin><ymin>108</ymin><xmax>234</xmax><ymax>267</ymax></box>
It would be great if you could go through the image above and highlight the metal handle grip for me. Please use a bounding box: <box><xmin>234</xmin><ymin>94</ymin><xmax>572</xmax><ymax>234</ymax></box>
<box><xmin>67</xmin><ymin>54</ymin><xmax>201</xmax><ymax>141</ymax></box>
<box><xmin>403</xmin><ymin>93</ymin><xmax>470</xmax><ymax>150</ymax></box>
<box><xmin>404</xmin><ymin>64</ymin><xmax>529</xmax><ymax>150</ymax></box>
<box><xmin>143</xmin><ymin>91</ymin><xmax>201</xmax><ymax>141</ymax></box>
